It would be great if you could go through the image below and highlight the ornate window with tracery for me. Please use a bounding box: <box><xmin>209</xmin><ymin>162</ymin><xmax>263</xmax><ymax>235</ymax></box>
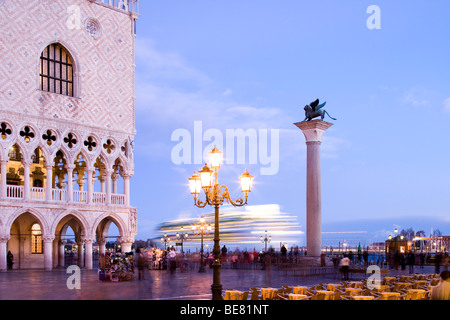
<box><xmin>39</xmin><ymin>43</ymin><xmax>74</xmax><ymax>96</ymax></box>
<box><xmin>31</xmin><ymin>223</ymin><xmax>43</xmax><ymax>254</ymax></box>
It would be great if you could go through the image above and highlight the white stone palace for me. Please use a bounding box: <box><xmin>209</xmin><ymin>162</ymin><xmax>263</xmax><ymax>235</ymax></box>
<box><xmin>0</xmin><ymin>0</ymin><xmax>139</xmax><ymax>271</ymax></box>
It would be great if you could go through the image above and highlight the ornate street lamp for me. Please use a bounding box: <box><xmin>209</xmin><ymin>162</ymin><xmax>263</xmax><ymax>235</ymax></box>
<box><xmin>188</xmin><ymin>146</ymin><xmax>253</xmax><ymax>300</ymax></box>
<box><xmin>176</xmin><ymin>227</ymin><xmax>188</xmax><ymax>254</ymax></box>
<box><xmin>192</xmin><ymin>216</ymin><xmax>212</xmax><ymax>273</ymax></box>
<box><xmin>161</xmin><ymin>233</ymin><xmax>170</xmax><ymax>250</ymax></box>
<box><xmin>260</xmin><ymin>230</ymin><xmax>271</xmax><ymax>252</ymax></box>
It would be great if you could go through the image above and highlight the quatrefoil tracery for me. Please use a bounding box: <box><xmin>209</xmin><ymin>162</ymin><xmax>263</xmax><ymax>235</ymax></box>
<box><xmin>64</xmin><ymin>133</ymin><xmax>77</xmax><ymax>149</ymax></box>
<box><xmin>84</xmin><ymin>136</ymin><xmax>97</xmax><ymax>152</ymax></box>
<box><xmin>0</xmin><ymin>122</ymin><xmax>12</xmax><ymax>139</ymax></box>
<box><xmin>42</xmin><ymin>130</ymin><xmax>56</xmax><ymax>146</ymax></box>
<box><xmin>20</xmin><ymin>126</ymin><xmax>35</xmax><ymax>143</ymax></box>
<box><xmin>103</xmin><ymin>139</ymin><xmax>115</xmax><ymax>154</ymax></box>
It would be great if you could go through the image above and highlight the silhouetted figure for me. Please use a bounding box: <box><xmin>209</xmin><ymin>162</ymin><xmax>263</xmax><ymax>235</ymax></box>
<box><xmin>7</xmin><ymin>251</ymin><xmax>13</xmax><ymax>270</ymax></box>
<box><xmin>407</xmin><ymin>251</ymin><xmax>415</xmax><ymax>274</ymax></box>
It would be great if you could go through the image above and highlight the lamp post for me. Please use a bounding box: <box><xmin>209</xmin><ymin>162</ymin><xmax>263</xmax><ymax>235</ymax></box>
<box><xmin>176</xmin><ymin>227</ymin><xmax>188</xmax><ymax>255</ymax></box>
<box><xmin>161</xmin><ymin>233</ymin><xmax>170</xmax><ymax>250</ymax></box>
<box><xmin>188</xmin><ymin>146</ymin><xmax>253</xmax><ymax>300</ymax></box>
<box><xmin>192</xmin><ymin>216</ymin><xmax>212</xmax><ymax>273</ymax></box>
<box><xmin>260</xmin><ymin>230</ymin><xmax>271</xmax><ymax>252</ymax></box>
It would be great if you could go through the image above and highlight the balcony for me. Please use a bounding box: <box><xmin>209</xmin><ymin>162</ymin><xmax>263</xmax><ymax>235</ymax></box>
<box><xmin>4</xmin><ymin>185</ymin><xmax>127</xmax><ymax>205</ymax></box>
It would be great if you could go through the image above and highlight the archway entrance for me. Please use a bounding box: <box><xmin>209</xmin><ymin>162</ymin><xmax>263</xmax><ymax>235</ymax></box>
<box><xmin>8</xmin><ymin>212</ymin><xmax>46</xmax><ymax>269</ymax></box>
<box><xmin>53</xmin><ymin>214</ymin><xmax>87</xmax><ymax>269</ymax></box>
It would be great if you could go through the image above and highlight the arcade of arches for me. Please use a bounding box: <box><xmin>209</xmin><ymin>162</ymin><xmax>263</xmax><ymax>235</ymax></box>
<box><xmin>0</xmin><ymin>140</ymin><xmax>137</xmax><ymax>271</ymax></box>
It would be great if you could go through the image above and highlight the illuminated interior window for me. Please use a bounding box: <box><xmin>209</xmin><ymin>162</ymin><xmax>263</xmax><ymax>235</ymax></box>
<box><xmin>31</xmin><ymin>223</ymin><xmax>43</xmax><ymax>254</ymax></box>
<box><xmin>39</xmin><ymin>43</ymin><xmax>73</xmax><ymax>96</ymax></box>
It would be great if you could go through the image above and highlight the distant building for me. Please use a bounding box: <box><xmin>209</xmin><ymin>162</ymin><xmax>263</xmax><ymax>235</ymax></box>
<box><xmin>0</xmin><ymin>0</ymin><xmax>139</xmax><ymax>271</ymax></box>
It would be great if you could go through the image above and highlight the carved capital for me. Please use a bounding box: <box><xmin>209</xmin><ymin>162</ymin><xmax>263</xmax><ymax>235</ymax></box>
<box><xmin>0</xmin><ymin>234</ymin><xmax>10</xmax><ymax>243</ymax></box>
<box><xmin>42</xmin><ymin>236</ymin><xmax>55</xmax><ymax>243</ymax></box>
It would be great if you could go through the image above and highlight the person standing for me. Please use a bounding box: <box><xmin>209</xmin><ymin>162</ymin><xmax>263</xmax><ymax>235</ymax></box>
<box><xmin>339</xmin><ymin>255</ymin><xmax>350</xmax><ymax>280</ymax></box>
<box><xmin>135</xmin><ymin>248</ymin><xmax>145</xmax><ymax>280</ymax></box>
<box><xmin>407</xmin><ymin>251</ymin><xmax>415</xmax><ymax>274</ymax></box>
<box><xmin>7</xmin><ymin>251</ymin><xmax>13</xmax><ymax>270</ymax></box>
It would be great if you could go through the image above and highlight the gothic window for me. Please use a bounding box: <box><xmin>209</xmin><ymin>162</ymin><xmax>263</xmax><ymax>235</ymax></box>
<box><xmin>31</xmin><ymin>223</ymin><xmax>43</xmax><ymax>254</ymax></box>
<box><xmin>8</xmin><ymin>144</ymin><xmax>21</xmax><ymax>162</ymax></box>
<box><xmin>39</xmin><ymin>43</ymin><xmax>74</xmax><ymax>96</ymax></box>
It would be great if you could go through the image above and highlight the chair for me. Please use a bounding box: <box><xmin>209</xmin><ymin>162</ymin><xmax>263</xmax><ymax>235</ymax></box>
<box><xmin>282</xmin><ymin>285</ymin><xmax>292</xmax><ymax>293</ymax></box>
<box><xmin>240</xmin><ymin>291</ymin><xmax>249</xmax><ymax>300</ymax></box>
<box><xmin>273</xmin><ymin>288</ymin><xmax>286</xmax><ymax>300</ymax></box>
<box><xmin>250</xmin><ymin>289</ymin><xmax>260</xmax><ymax>300</ymax></box>
<box><xmin>276</xmin><ymin>293</ymin><xmax>289</xmax><ymax>300</ymax></box>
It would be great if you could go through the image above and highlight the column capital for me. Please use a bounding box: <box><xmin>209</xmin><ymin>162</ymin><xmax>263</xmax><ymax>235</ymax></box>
<box><xmin>0</xmin><ymin>234</ymin><xmax>10</xmax><ymax>242</ymax></box>
<box><xmin>294</xmin><ymin>120</ymin><xmax>333</xmax><ymax>143</ymax></box>
<box><xmin>118</xmin><ymin>236</ymin><xmax>134</xmax><ymax>245</ymax></box>
<box><xmin>42</xmin><ymin>236</ymin><xmax>55</xmax><ymax>243</ymax></box>
<box><xmin>65</xmin><ymin>164</ymin><xmax>76</xmax><ymax>171</ymax></box>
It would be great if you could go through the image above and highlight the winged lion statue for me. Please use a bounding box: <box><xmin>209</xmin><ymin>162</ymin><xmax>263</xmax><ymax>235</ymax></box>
<box><xmin>302</xmin><ymin>99</ymin><xmax>337</xmax><ymax>122</ymax></box>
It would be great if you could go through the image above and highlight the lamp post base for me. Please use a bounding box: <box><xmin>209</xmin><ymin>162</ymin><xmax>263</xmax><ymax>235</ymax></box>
<box><xmin>211</xmin><ymin>282</ymin><xmax>223</xmax><ymax>300</ymax></box>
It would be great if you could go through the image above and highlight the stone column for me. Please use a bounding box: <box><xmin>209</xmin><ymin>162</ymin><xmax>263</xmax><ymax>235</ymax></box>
<box><xmin>112</xmin><ymin>173</ymin><xmax>119</xmax><ymax>194</ymax></box>
<box><xmin>66</xmin><ymin>164</ymin><xmax>75</xmax><ymax>202</ymax></box>
<box><xmin>123</xmin><ymin>173</ymin><xmax>131</xmax><ymax>206</ymax></box>
<box><xmin>22</xmin><ymin>159</ymin><xmax>32</xmax><ymax>200</ymax></box>
<box><xmin>294</xmin><ymin>120</ymin><xmax>333</xmax><ymax>257</ymax></box>
<box><xmin>59</xmin><ymin>240</ymin><xmax>66</xmax><ymax>267</ymax></box>
<box><xmin>105</xmin><ymin>169</ymin><xmax>112</xmax><ymax>205</ymax></box>
<box><xmin>43</xmin><ymin>236</ymin><xmax>55</xmax><ymax>271</ymax></box>
<box><xmin>84</xmin><ymin>238</ymin><xmax>94</xmax><ymax>270</ymax></box>
<box><xmin>119</xmin><ymin>236</ymin><xmax>133</xmax><ymax>254</ymax></box>
<box><xmin>97</xmin><ymin>237</ymin><xmax>106</xmax><ymax>256</ymax></box>
<box><xmin>86</xmin><ymin>168</ymin><xmax>94</xmax><ymax>204</ymax></box>
<box><xmin>0</xmin><ymin>235</ymin><xmax>10</xmax><ymax>272</ymax></box>
<box><xmin>76</xmin><ymin>238</ymin><xmax>84</xmax><ymax>268</ymax></box>
<box><xmin>45</xmin><ymin>163</ymin><xmax>53</xmax><ymax>201</ymax></box>
<box><xmin>1</xmin><ymin>160</ymin><xmax>7</xmax><ymax>199</ymax></box>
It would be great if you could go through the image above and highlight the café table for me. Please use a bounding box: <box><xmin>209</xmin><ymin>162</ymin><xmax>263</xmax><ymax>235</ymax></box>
<box><xmin>405</xmin><ymin>289</ymin><xmax>427</xmax><ymax>300</ymax></box>
<box><xmin>345</xmin><ymin>288</ymin><xmax>363</xmax><ymax>296</ymax></box>
<box><xmin>399</xmin><ymin>275</ymin><xmax>413</xmax><ymax>282</ymax></box>
<box><xmin>288</xmin><ymin>293</ymin><xmax>308</xmax><ymax>300</ymax></box>
<box><xmin>352</xmin><ymin>295</ymin><xmax>375</xmax><ymax>300</ymax></box>
<box><xmin>394</xmin><ymin>282</ymin><xmax>412</xmax><ymax>290</ymax></box>
<box><xmin>413</xmin><ymin>274</ymin><xmax>427</xmax><ymax>280</ymax></box>
<box><xmin>383</xmin><ymin>277</ymin><xmax>396</xmax><ymax>284</ymax></box>
<box><xmin>379</xmin><ymin>292</ymin><xmax>401</xmax><ymax>300</ymax></box>
<box><xmin>326</xmin><ymin>284</ymin><xmax>342</xmax><ymax>291</ymax></box>
<box><xmin>224</xmin><ymin>290</ymin><xmax>242</xmax><ymax>300</ymax></box>
<box><xmin>315</xmin><ymin>290</ymin><xmax>335</xmax><ymax>300</ymax></box>
<box><xmin>413</xmin><ymin>280</ymin><xmax>428</xmax><ymax>289</ymax></box>
<box><xmin>348</xmin><ymin>281</ymin><xmax>363</xmax><ymax>288</ymax></box>
<box><xmin>260</xmin><ymin>287</ymin><xmax>277</xmax><ymax>300</ymax></box>
<box><xmin>372</xmin><ymin>285</ymin><xmax>390</xmax><ymax>292</ymax></box>
<box><xmin>292</xmin><ymin>286</ymin><xmax>308</xmax><ymax>294</ymax></box>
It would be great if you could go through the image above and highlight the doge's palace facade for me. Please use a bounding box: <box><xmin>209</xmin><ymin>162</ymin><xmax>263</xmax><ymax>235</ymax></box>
<box><xmin>0</xmin><ymin>0</ymin><xmax>139</xmax><ymax>271</ymax></box>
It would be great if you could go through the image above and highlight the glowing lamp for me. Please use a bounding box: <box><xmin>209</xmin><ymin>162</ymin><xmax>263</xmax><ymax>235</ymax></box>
<box><xmin>239</xmin><ymin>169</ymin><xmax>253</xmax><ymax>193</ymax></box>
<box><xmin>209</xmin><ymin>146</ymin><xmax>222</xmax><ymax>169</ymax></box>
<box><xmin>189</xmin><ymin>172</ymin><xmax>202</xmax><ymax>195</ymax></box>
<box><xmin>199</xmin><ymin>164</ymin><xmax>213</xmax><ymax>188</ymax></box>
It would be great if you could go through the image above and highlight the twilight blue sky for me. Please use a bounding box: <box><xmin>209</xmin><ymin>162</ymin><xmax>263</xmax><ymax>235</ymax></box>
<box><xmin>129</xmin><ymin>0</ymin><xmax>450</xmax><ymax>246</ymax></box>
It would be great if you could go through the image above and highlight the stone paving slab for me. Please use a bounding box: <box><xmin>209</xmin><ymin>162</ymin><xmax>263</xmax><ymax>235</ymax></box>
<box><xmin>0</xmin><ymin>265</ymin><xmax>438</xmax><ymax>300</ymax></box>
